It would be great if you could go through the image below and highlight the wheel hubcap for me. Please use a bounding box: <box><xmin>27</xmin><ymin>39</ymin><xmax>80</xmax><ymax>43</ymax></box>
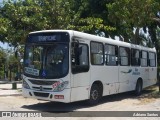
<box><xmin>91</xmin><ymin>90</ymin><xmax>99</xmax><ymax>100</ymax></box>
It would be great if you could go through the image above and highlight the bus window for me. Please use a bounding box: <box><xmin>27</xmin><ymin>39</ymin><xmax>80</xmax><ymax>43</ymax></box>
<box><xmin>131</xmin><ymin>49</ymin><xmax>140</xmax><ymax>66</ymax></box>
<box><xmin>119</xmin><ymin>47</ymin><xmax>130</xmax><ymax>66</ymax></box>
<box><xmin>24</xmin><ymin>46</ymin><xmax>43</xmax><ymax>69</ymax></box>
<box><xmin>78</xmin><ymin>44</ymin><xmax>89</xmax><ymax>66</ymax></box>
<box><xmin>24</xmin><ymin>44</ymin><xmax>69</xmax><ymax>78</ymax></box>
<box><xmin>105</xmin><ymin>44</ymin><xmax>118</xmax><ymax>66</ymax></box>
<box><xmin>149</xmin><ymin>52</ymin><xmax>156</xmax><ymax>67</ymax></box>
<box><xmin>141</xmin><ymin>51</ymin><xmax>148</xmax><ymax>67</ymax></box>
<box><xmin>91</xmin><ymin>42</ymin><xmax>104</xmax><ymax>65</ymax></box>
<box><xmin>71</xmin><ymin>43</ymin><xmax>89</xmax><ymax>73</ymax></box>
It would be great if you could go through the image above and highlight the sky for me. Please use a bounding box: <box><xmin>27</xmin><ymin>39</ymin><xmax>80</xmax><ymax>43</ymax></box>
<box><xmin>0</xmin><ymin>42</ymin><xmax>8</xmax><ymax>49</ymax></box>
<box><xmin>0</xmin><ymin>0</ymin><xmax>16</xmax><ymax>4</ymax></box>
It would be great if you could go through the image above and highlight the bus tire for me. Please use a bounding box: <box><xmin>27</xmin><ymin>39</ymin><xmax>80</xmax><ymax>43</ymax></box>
<box><xmin>134</xmin><ymin>80</ymin><xmax>142</xmax><ymax>96</ymax></box>
<box><xmin>88</xmin><ymin>84</ymin><xmax>101</xmax><ymax>105</ymax></box>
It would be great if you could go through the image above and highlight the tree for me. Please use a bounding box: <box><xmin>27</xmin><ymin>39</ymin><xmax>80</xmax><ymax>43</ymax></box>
<box><xmin>107</xmin><ymin>0</ymin><xmax>160</xmax><ymax>44</ymax></box>
<box><xmin>0</xmin><ymin>47</ymin><xmax>6</xmax><ymax>78</ymax></box>
<box><xmin>68</xmin><ymin>0</ymin><xmax>115</xmax><ymax>35</ymax></box>
<box><xmin>0</xmin><ymin>0</ymin><xmax>72</xmax><ymax>47</ymax></box>
<box><xmin>0</xmin><ymin>0</ymin><xmax>116</xmax><ymax>48</ymax></box>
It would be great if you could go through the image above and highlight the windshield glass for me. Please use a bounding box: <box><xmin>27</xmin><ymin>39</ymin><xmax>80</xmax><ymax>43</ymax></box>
<box><xmin>24</xmin><ymin>43</ymin><xmax>69</xmax><ymax>79</ymax></box>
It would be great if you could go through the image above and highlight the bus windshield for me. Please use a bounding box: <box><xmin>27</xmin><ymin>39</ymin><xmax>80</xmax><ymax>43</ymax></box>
<box><xmin>24</xmin><ymin>43</ymin><xmax>69</xmax><ymax>79</ymax></box>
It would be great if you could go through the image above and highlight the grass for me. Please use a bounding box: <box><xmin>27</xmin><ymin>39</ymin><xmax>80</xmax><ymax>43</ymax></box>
<box><xmin>137</xmin><ymin>85</ymin><xmax>160</xmax><ymax>104</ymax></box>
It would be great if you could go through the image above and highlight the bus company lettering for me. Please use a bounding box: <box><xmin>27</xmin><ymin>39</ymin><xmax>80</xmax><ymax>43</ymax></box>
<box><xmin>132</xmin><ymin>68</ymin><xmax>140</xmax><ymax>75</ymax></box>
<box><xmin>52</xmin><ymin>81</ymin><xmax>61</xmax><ymax>89</ymax></box>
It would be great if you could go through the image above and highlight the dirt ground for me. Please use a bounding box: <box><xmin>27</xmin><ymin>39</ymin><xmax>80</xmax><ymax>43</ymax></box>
<box><xmin>0</xmin><ymin>85</ymin><xmax>160</xmax><ymax>120</ymax></box>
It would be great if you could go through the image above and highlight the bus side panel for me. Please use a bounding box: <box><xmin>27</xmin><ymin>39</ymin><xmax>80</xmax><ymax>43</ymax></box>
<box><xmin>140</xmin><ymin>67</ymin><xmax>149</xmax><ymax>88</ymax></box>
<box><xmin>90</xmin><ymin>66</ymin><xmax>119</xmax><ymax>96</ymax></box>
<box><xmin>70</xmin><ymin>86</ymin><xmax>90</xmax><ymax>102</ymax></box>
<box><xmin>129</xmin><ymin>67</ymin><xmax>140</xmax><ymax>91</ymax></box>
<box><xmin>149</xmin><ymin>67</ymin><xmax>157</xmax><ymax>86</ymax></box>
<box><xmin>118</xmin><ymin>66</ymin><xmax>133</xmax><ymax>93</ymax></box>
<box><xmin>70</xmin><ymin>72</ymin><xmax>90</xmax><ymax>102</ymax></box>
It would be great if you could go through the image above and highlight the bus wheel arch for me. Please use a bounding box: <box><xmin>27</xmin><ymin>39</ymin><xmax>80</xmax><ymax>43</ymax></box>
<box><xmin>88</xmin><ymin>81</ymin><xmax>103</xmax><ymax>105</ymax></box>
<box><xmin>134</xmin><ymin>78</ymin><xmax>143</xmax><ymax>96</ymax></box>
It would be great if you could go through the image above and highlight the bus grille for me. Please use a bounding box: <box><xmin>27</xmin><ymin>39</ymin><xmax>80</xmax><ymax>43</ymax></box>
<box><xmin>34</xmin><ymin>92</ymin><xmax>49</xmax><ymax>97</ymax></box>
<box><xmin>28</xmin><ymin>79</ymin><xmax>57</xmax><ymax>85</ymax></box>
<box><xmin>32</xmin><ymin>86</ymin><xmax>52</xmax><ymax>91</ymax></box>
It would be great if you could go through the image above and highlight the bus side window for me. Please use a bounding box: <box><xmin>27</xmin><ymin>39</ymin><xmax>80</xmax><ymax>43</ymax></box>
<box><xmin>119</xmin><ymin>47</ymin><xmax>130</xmax><ymax>66</ymax></box>
<box><xmin>78</xmin><ymin>45</ymin><xmax>89</xmax><ymax>66</ymax></box>
<box><xmin>149</xmin><ymin>52</ymin><xmax>156</xmax><ymax>67</ymax></box>
<box><xmin>91</xmin><ymin>42</ymin><xmax>104</xmax><ymax>65</ymax></box>
<box><xmin>141</xmin><ymin>51</ymin><xmax>148</xmax><ymax>67</ymax></box>
<box><xmin>105</xmin><ymin>44</ymin><xmax>118</xmax><ymax>66</ymax></box>
<box><xmin>131</xmin><ymin>49</ymin><xmax>140</xmax><ymax>66</ymax></box>
<box><xmin>71</xmin><ymin>43</ymin><xmax>89</xmax><ymax>74</ymax></box>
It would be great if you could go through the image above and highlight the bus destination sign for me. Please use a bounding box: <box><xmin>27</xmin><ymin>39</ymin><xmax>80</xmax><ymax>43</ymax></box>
<box><xmin>27</xmin><ymin>32</ymin><xmax>70</xmax><ymax>43</ymax></box>
<box><xmin>38</xmin><ymin>35</ymin><xmax>57</xmax><ymax>42</ymax></box>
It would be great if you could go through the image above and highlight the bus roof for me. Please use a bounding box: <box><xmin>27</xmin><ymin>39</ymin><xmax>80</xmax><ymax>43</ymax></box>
<box><xmin>29</xmin><ymin>30</ymin><xmax>156</xmax><ymax>52</ymax></box>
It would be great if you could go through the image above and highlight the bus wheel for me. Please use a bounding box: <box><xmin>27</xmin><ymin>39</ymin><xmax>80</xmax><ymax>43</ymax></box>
<box><xmin>135</xmin><ymin>80</ymin><xmax>142</xmax><ymax>96</ymax></box>
<box><xmin>88</xmin><ymin>84</ymin><xmax>101</xmax><ymax>105</ymax></box>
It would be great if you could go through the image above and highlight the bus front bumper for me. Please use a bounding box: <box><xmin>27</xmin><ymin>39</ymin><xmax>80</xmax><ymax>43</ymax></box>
<box><xmin>22</xmin><ymin>88</ymin><xmax>71</xmax><ymax>103</ymax></box>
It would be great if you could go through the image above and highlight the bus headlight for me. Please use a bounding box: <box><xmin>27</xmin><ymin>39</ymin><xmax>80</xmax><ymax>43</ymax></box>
<box><xmin>53</xmin><ymin>81</ymin><xmax>69</xmax><ymax>92</ymax></box>
<box><xmin>23</xmin><ymin>80</ymin><xmax>30</xmax><ymax>89</ymax></box>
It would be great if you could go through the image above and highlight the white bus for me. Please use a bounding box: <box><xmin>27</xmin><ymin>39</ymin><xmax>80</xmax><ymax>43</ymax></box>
<box><xmin>22</xmin><ymin>30</ymin><xmax>157</xmax><ymax>105</ymax></box>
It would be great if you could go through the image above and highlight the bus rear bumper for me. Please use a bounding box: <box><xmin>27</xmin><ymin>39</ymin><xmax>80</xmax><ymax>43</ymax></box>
<box><xmin>22</xmin><ymin>88</ymin><xmax>71</xmax><ymax>103</ymax></box>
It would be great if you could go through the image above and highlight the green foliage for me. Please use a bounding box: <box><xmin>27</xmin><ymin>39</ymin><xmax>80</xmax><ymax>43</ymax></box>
<box><xmin>107</xmin><ymin>0</ymin><xmax>159</xmax><ymax>27</ymax></box>
<box><xmin>0</xmin><ymin>0</ymin><xmax>71</xmax><ymax>46</ymax></box>
<box><xmin>4</xmin><ymin>0</ymin><xmax>157</xmax><ymax>45</ymax></box>
<box><xmin>0</xmin><ymin>0</ymin><xmax>160</xmax><ymax>49</ymax></box>
<box><xmin>107</xmin><ymin>0</ymin><xmax>160</xmax><ymax>44</ymax></box>
<box><xmin>0</xmin><ymin>48</ymin><xmax>6</xmax><ymax>78</ymax></box>
<box><xmin>67</xmin><ymin>0</ymin><xmax>115</xmax><ymax>34</ymax></box>
<box><xmin>70</xmin><ymin>17</ymin><xmax>115</xmax><ymax>34</ymax></box>
<box><xmin>0</xmin><ymin>0</ymin><xmax>115</xmax><ymax>47</ymax></box>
